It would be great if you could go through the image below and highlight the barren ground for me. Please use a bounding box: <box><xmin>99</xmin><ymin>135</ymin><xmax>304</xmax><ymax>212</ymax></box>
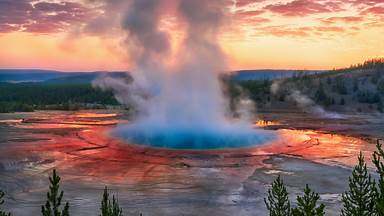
<box><xmin>0</xmin><ymin>110</ymin><xmax>383</xmax><ymax>215</ymax></box>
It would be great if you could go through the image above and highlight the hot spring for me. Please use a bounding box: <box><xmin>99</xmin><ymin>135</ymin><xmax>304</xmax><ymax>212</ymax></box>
<box><xmin>113</xmin><ymin>122</ymin><xmax>276</xmax><ymax>150</ymax></box>
<box><xmin>94</xmin><ymin>0</ymin><xmax>277</xmax><ymax>150</ymax></box>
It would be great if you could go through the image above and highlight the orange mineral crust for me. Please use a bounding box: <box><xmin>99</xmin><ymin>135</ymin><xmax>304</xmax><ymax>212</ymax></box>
<box><xmin>0</xmin><ymin>110</ymin><xmax>372</xmax><ymax>185</ymax></box>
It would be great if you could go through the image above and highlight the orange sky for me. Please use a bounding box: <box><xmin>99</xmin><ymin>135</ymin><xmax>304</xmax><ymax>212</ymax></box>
<box><xmin>0</xmin><ymin>0</ymin><xmax>383</xmax><ymax>71</ymax></box>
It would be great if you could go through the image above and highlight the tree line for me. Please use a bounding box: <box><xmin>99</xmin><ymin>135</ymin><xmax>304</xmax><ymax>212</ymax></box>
<box><xmin>0</xmin><ymin>83</ymin><xmax>118</xmax><ymax>113</ymax></box>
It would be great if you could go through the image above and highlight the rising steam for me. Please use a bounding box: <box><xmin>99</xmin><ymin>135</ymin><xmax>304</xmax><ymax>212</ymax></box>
<box><xmin>271</xmin><ymin>79</ymin><xmax>343</xmax><ymax>119</ymax></box>
<box><xmin>93</xmin><ymin>0</ymin><xmax>274</xmax><ymax>149</ymax></box>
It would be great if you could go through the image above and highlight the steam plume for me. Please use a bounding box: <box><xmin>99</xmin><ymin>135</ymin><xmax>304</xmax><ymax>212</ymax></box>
<box><xmin>270</xmin><ymin>79</ymin><xmax>343</xmax><ymax>119</ymax></box>
<box><xmin>93</xmin><ymin>0</ymin><xmax>274</xmax><ymax>149</ymax></box>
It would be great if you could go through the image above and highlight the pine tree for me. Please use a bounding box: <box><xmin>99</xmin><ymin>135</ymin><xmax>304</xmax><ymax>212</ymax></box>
<box><xmin>315</xmin><ymin>82</ymin><xmax>327</xmax><ymax>103</ymax></box>
<box><xmin>378</xmin><ymin>100</ymin><xmax>383</xmax><ymax>113</ymax></box>
<box><xmin>340</xmin><ymin>98</ymin><xmax>345</xmax><ymax>105</ymax></box>
<box><xmin>264</xmin><ymin>175</ymin><xmax>291</xmax><ymax>216</ymax></box>
<box><xmin>41</xmin><ymin>169</ymin><xmax>69</xmax><ymax>216</ymax></box>
<box><xmin>373</xmin><ymin>139</ymin><xmax>384</xmax><ymax>215</ymax></box>
<box><xmin>353</xmin><ymin>79</ymin><xmax>359</xmax><ymax>92</ymax></box>
<box><xmin>341</xmin><ymin>152</ymin><xmax>377</xmax><ymax>216</ymax></box>
<box><xmin>292</xmin><ymin>184</ymin><xmax>325</xmax><ymax>216</ymax></box>
<box><xmin>100</xmin><ymin>187</ymin><xmax>123</xmax><ymax>216</ymax></box>
<box><xmin>0</xmin><ymin>190</ymin><xmax>11</xmax><ymax>216</ymax></box>
<box><xmin>326</xmin><ymin>77</ymin><xmax>332</xmax><ymax>85</ymax></box>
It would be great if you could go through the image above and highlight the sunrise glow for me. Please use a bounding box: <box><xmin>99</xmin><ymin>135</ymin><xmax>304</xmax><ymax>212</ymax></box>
<box><xmin>0</xmin><ymin>0</ymin><xmax>383</xmax><ymax>71</ymax></box>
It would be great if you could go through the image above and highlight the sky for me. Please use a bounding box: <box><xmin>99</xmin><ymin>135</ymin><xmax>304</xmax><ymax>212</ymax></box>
<box><xmin>0</xmin><ymin>0</ymin><xmax>383</xmax><ymax>71</ymax></box>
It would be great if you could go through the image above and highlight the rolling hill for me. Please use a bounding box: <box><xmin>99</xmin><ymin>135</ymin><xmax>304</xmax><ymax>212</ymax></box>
<box><xmin>234</xmin><ymin>58</ymin><xmax>384</xmax><ymax>114</ymax></box>
<box><xmin>0</xmin><ymin>69</ymin><xmax>324</xmax><ymax>84</ymax></box>
<box><xmin>0</xmin><ymin>69</ymin><xmax>128</xmax><ymax>84</ymax></box>
<box><xmin>230</xmin><ymin>69</ymin><xmax>325</xmax><ymax>81</ymax></box>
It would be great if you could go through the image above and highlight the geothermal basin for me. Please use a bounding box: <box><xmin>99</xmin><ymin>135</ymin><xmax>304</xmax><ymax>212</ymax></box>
<box><xmin>0</xmin><ymin>110</ymin><xmax>383</xmax><ymax>216</ymax></box>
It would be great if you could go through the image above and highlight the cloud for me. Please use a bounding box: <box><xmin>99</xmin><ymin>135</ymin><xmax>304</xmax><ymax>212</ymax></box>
<box><xmin>0</xmin><ymin>24</ymin><xmax>19</xmax><ymax>32</ymax></box>
<box><xmin>265</xmin><ymin>0</ymin><xmax>333</xmax><ymax>16</ymax></box>
<box><xmin>349</xmin><ymin>0</ymin><xmax>384</xmax><ymax>6</ymax></box>
<box><xmin>232</xmin><ymin>9</ymin><xmax>270</xmax><ymax>28</ymax></box>
<box><xmin>80</xmin><ymin>0</ymin><xmax>130</xmax><ymax>36</ymax></box>
<box><xmin>361</xmin><ymin>6</ymin><xmax>384</xmax><ymax>15</ymax></box>
<box><xmin>235</xmin><ymin>0</ymin><xmax>265</xmax><ymax>8</ymax></box>
<box><xmin>324</xmin><ymin>16</ymin><xmax>364</xmax><ymax>23</ymax></box>
<box><xmin>0</xmin><ymin>0</ymin><xmax>95</xmax><ymax>33</ymax></box>
<box><xmin>246</xmin><ymin>17</ymin><xmax>271</xmax><ymax>25</ymax></box>
<box><xmin>0</xmin><ymin>0</ymin><xmax>383</xmax><ymax>44</ymax></box>
<box><xmin>249</xmin><ymin>24</ymin><xmax>351</xmax><ymax>38</ymax></box>
<box><xmin>236</xmin><ymin>10</ymin><xmax>265</xmax><ymax>17</ymax></box>
<box><xmin>314</xmin><ymin>26</ymin><xmax>345</xmax><ymax>32</ymax></box>
<box><xmin>255</xmin><ymin>26</ymin><xmax>313</xmax><ymax>37</ymax></box>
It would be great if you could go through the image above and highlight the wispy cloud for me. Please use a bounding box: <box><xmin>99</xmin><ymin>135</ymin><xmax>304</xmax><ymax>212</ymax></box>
<box><xmin>264</xmin><ymin>0</ymin><xmax>335</xmax><ymax>17</ymax></box>
<box><xmin>0</xmin><ymin>0</ymin><xmax>95</xmax><ymax>33</ymax></box>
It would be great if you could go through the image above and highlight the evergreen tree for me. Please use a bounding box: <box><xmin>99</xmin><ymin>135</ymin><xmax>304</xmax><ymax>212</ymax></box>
<box><xmin>100</xmin><ymin>187</ymin><xmax>123</xmax><ymax>216</ymax></box>
<box><xmin>373</xmin><ymin>139</ymin><xmax>384</xmax><ymax>215</ymax></box>
<box><xmin>326</xmin><ymin>77</ymin><xmax>332</xmax><ymax>85</ymax></box>
<box><xmin>292</xmin><ymin>184</ymin><xmax>325</xmax><ymax>216</ymax></box>
<box><xmin>353</xmin><ymin>79</ymin><xmax>359</xmax><ymax>92</ymax></box>
<box><xmin>331</xmin><ymin>98</ymin><xmax>335</xmax><ymax>105</ymax></box>
<box><xmin>315</xmin><ymin>82</ymin><xmax>327</xmax><ymax>103</ymax></box>
<box><xmin>0</xmin><ymin>190</ymin><xmax>11</xmax><ymax>216</ymax></box>
<box><xmin>335</xmin><ymin>77</ymin><xmax>348</xmax><ymax>95</ymax></box>
<box><xmin>378</xmin><ymin>99</ymin><xmax>383</xmax><ymax>113</ymax></box>
<box><xmin>264</xmin><ymin>175</ymin><xmax>291</xmax><ymax>216</ymax></box>
<box><xmin>41</xmin><ymin>169</ymin><xmax>69</xmax><ymax>216</ymax></box>
<box><xmin>340</xmin><ymin>98</ymin><xmax>345</xmax><ymax>105</ymax></box>
<box><xmin>378</xmin><ymin>79</ymin><xmax>384</xmax><ymax>94</ymax></box>
<box><xmin>341</xmin><ymin>152</ymin><xmax>377</xmax><ymax>216</ymax></box>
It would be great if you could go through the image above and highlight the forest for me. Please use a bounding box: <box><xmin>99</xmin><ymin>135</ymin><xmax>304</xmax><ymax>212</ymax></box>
<box><xmin>0</xmin><ymin>83</ymin><xmax>118</xmax><ymax>113</ymax></box>
<box><xmin>232</xmin><ymin>58</ymin><xmax>384</xmax><ymax>113</ymax></box>
<box><xmin>1</xmin><ymin>59</ymin><xmax>383</xmax><ymax>114</ymax></box>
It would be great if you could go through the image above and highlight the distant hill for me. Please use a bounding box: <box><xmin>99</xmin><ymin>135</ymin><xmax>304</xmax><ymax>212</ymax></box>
<box><xmin>44</xmin><ymin>72</ymin><xmax>129</xmax><ymax>84</ymax></box>
<box><xmin>235</xmin><ymin>58</ymin><xmax>384</xmax><ymax>114</ymax></box>
<box><xmin>0</xmin><ymin>69</ymin><xmax>67</xmax><ymax>82</ymax></box>
<box><xmin>1</xmin><ymin>60</ymin><xmax>383</xmax><ymax>114</ymax></box>
<box><xmin>230</xmin><ymin>69</ymin><xmax>326</xmax><ymax>81</ymax></box>
<box><xmin>0</xmin><ymin>69</ymin><xmax>129</xmax><ymax>84</ymax></box>
<box><xmin>0</xmin><ymin>69</ymin><xmax>62</xmax><ymax>74</ymax></box>
<box><xmin>0</xmin><ymin>69</ymin><xmax>327</xmax><ymax>84</ymax></box>
<box><xmin>0</xmin><ymin>70</ymin><xmax>130</xmax><ymax>113</ymax></box>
